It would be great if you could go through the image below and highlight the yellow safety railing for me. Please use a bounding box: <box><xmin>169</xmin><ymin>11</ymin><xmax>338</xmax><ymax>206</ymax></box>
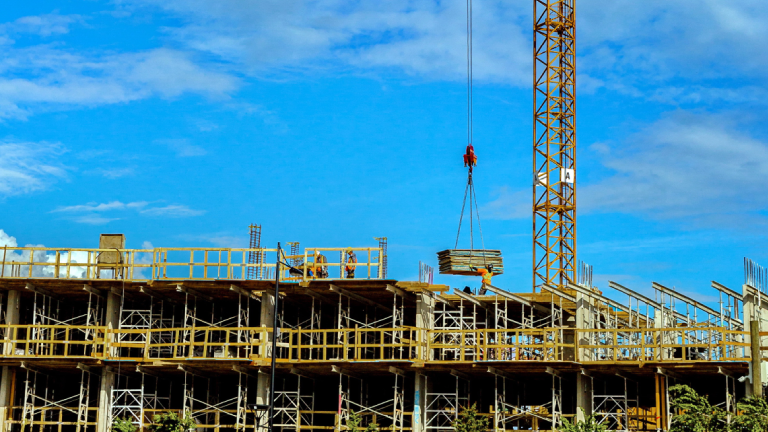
<box><xmin>0</xmin><ymin>325</ymin><xmax>755</xmax><ymax>365</ymax></box>
<box><xmin>426</xmin><ymin>328</ymin><xmax>572</xmax><ymax>362</ymax></box>
<box><xmin>1</xmin><ymin>324</ymin><xmax>105</xmax><ymax>358</ymax></box>
<box><xmin>0</xmin><ymin>246</ymin><xmax>386</xmax><ymax>282</ymax></box>
<box><xmin>287</xmin><ymin>247</ymin><xmax>384</xmax><ymax>280</ymax></box>
<box><xmin>576</xmin><ymin>327</ymin><xmax>750</xmax><ymax>363</ymax></box>
<box><xmin>8</xmin><ymin>406</ymin><xmax>98</xmax><ymax>432</ymax></box>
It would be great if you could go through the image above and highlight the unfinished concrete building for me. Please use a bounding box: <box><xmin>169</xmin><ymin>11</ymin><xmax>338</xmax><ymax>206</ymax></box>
<box><xmin>0</xmin><ymin>234</ymin><xmax>763</xmax><ymax>432</ymax></box>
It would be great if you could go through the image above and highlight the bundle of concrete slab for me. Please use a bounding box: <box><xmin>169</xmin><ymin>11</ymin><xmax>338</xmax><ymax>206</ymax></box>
<box><xmin>437</xmin><ymin>249</ymin><xmax>504</xmax><ymax>275</ymax></box>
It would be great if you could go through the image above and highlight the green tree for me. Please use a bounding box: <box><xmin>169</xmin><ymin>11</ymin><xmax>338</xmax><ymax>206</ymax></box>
<box><xmin>111</xmin><ymin>417</ymin><xmax>138</xmax><ymax>432</ymax></box>
<box><xmin>559</xmin><ymin>409</ymin><xmax>607</xmax><ymax>432</ymax></box>
<box><xmin>451</xmin><ymin>404</ymin><xmax>489</xmax><ymax>432</ymax></box>
<box><xmin>668</xmin><ymin>384</ymin><xmax>728</xmax><ymax>432</ymax></box>
<box><xmin>732</xmin><ymin>396</ymin><xmax>768</xmax><ymax>432</ymax></box>
<box><xmin>148</xmin><ymin>412</ymin><xmax>197</xmax><ymax>432</ymax></box>
<box><xmin>346</xmin><ymin>410</ymin><xmax>362</xmax><ymax>432</ymax></box>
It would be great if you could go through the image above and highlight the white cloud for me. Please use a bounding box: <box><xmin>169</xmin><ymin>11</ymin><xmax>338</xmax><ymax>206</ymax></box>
<box><xmin>0</xmin><ymin>45</ymin><xmax>238</xmax><ymax>120</ymax></box>
<box><xmin>53</xmin><ymin>201</ymin><xmax>148</xmax><ymax>212</ymax></box>
<box><xmin>0</xmin><ymin>229</ymin><xmax>17</xmax><ymax>247</ymax></box>
<box><xmin>140</xmin><ymin>205</ymin><xmax>205</xmax><ymax>217</ymax></box>
<box><xmin>156</xmin><ymin>139</ymin><xmax>207</xmax><ymax>157</ymax></box>
<box><xmin>482</xmin><ymin>186</ymin><xmax>528</xmax><ymax>220</ymax></box>
<box><xmin>51</xmin><ymin>200</ymin><xmax>204</xmax><ymax>223</ymax></box>
<box><xmin>0</xmin><ymin>141</ymin><xmax>68</xmax><ymax>196</ymax></box>
<box><xmin>2</xmin><ymin>13</ymin><xmax>83</xmax><ymax>38</ymax></box>
<box><xmin>581</xmin><ymin>112</ymin><xmax>768</xmax><ymax>225</ymax></box>
<box><xmin>120</xmin><ymin>0</ymin><xmax>530</xmax><ymax>85</ymax></box>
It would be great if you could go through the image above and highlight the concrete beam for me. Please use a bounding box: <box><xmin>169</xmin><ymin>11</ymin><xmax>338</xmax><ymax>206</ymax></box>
<box><xmin>450</xmin><ymin>369</ymin><xmax>470</xmax><ymax>381</ymax></box>
<box><xmin>230</xmin><ymin>285</ymin><xmax>260</xmax><ymax>301</ymax></box>
<box><xmin>329</xmin><ymin>284</ymin><xmax>392</xmax><ymax>312</ymax></box>
<box><xmin>300</xmin><ymin>288</ymin><xmax>335</xmax><ymax>306</ymax></box>
<box><xmin>608</xmin><ymin>281</ymin><xmax>661</xmax><ymax>309</ymax></box>
<box><xmin>176</xmin><ymin>284</ymin><xmax>213</xmax><ymax>302</ymax></box>
<box><xmin>483</xmin><ymin>284</ymin><xmax>532</xmax><ymax>307</ymax></box>
<box><xmin>82</xmin><ymin>285</ymin><xmax>106</xmax><ymax>299</ymax></box>
<box><xmin>712</xmin><ymin>281</ymin><xmax>743</xmax><ymax>301</ymax></box>
<box><xmin>454</xmin><ymin>289</ymin><xmax>486</xmax><ymax>309</ymax></box>
<box><xmin>541</xmin><ymin>284</ymin><xmax>577</xmax><ymax>303</ymax></box>
<box><xmin>25</xmin><ymin>282</ymin><xmax>61</xmax><ymax>300</ymax></box>
<box><xmin>332</xmin><ymin>365</ymin><xmax>364</xmax><ymax>380</ymax></box>
<box><xmin>386</xmin><ymin>284</ymin><xmax>416</xmax><ymax>301</ymax></box>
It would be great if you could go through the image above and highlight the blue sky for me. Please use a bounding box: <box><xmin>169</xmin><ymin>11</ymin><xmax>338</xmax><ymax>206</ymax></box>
<box><xmin>1</xmin><ymin>0</ymin><xmax>768</xmax><ymax>306</ymax></box>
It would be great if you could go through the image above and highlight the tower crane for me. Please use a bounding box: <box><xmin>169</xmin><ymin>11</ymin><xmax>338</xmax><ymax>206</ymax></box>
<box><xmin>533</xmin><ymin>0</ymin><xmax>577</xmax><ymax>292</ymax></box>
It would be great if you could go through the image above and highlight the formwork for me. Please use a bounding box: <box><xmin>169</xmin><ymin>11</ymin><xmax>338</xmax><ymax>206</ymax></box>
<box><xmin>0</xmin><ymin>239</ymin><xmax>762</xmax><ymax>432</ymax></box>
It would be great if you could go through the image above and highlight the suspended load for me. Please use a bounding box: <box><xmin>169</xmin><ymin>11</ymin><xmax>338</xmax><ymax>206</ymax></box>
<box><xmin>437</xmin><ymin>249</ymin><xmax>503</xmax><ymax>276</ymax></box>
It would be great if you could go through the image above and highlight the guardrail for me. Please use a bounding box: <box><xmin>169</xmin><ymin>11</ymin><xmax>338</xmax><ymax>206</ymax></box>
<box><xmin>0</xmin><ymin>325</ymin><xmax>754</xmax><ymax>364</ymax></box>
<box><xmin>427</xmin><ymin>328</ymin><xmax>572</xmax><ymax>362</ymax></box>
<box><xmin>0</xmin><ymin>246</ymin><xmax>384</xmax><ymax>282</ymax></box>
<box><xmin>577</xmin><ymin>327</ymin><xmax>749</xmax><ymax>363</ymax></box>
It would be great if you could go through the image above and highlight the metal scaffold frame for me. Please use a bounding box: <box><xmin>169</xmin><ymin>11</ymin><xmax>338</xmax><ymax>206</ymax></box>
<box><xmin>332</xmin><ymin>284</ymin><xmax>407</xmax><ymax>361</ymax></box>
<box><xmin>19</xmin><ymin>363</ymin><xmax>98</xmax><ymax>432</ymax></box>
<box><xmin>181</xmin><ymin>366</ymin><xmax>253</xmax><ymax>432</ymax></box>
<box><xmin>424</xmin><ymin>371</ymin><xmax>469</xmax><ymax>432</ymax></box>
<box><xmin>586</xmin><ymin>372</ymin><xmax>638</xmax><ymax>432</ymax></box>
<box><xmin>273</xmin><ymin>371</ymin><xmax>315</xmax><ymax>432</ymax></box>
<box><xmin>111</xmin><ymin>368</ymin><xmax>171</xmax><ymax>429</ymax></box>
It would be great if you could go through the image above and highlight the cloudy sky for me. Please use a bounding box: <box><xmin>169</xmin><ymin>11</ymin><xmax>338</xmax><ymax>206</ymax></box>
<box><xmin>2</xmin><ymin>0</ymin><xmax>767</xmax><ymax>304</ymax></box>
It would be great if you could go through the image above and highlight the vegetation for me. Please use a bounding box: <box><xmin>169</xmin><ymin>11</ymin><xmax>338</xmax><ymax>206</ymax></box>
<box><xmin>111</xmin><ymin>417</ymin><xmax>138</xmax><ymax>432</ymax></box>
<box><xmin>345</xmin><ymin>410</ymin><xmax>378</xmax><ymax>432</ymax></box>
<box><xmin>669</xmin><ymin>384</ymin><xmax>728</xmax><ymax>432</ymax></box>
<box><xmin>451</xmin><ymin>404</ymin><xmax>489</xmax><ymax>432</ymax></box>
<box><xmin>559</xmin><ymin>409</ymin><xmax>607</xmax><ymax>432</ymax></box>
<box><xmin>148</xmin><ymin>412</ymin><xmax>197</xmax><ymax>432</ymax></box>
<box><xmin>732</xmin><ymin>396</ymin><xmax>768</xmax><ymax>432</ymax></box>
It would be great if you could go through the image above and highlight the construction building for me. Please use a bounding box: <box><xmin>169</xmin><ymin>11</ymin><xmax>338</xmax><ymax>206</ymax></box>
<box><xmin>0</xmin><ymin>233</ymin><xmax>762</xmax><ymax>432</ymax></box>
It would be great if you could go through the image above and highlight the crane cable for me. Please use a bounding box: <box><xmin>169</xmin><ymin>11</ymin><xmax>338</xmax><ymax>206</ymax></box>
<box><xmin>454</xmin><ymin>0</ymin><xmax>487</xmax><ymax>270</ymax></box>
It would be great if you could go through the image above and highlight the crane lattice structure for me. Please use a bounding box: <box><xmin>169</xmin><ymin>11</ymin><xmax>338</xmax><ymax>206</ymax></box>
<box><xmin>533</xmin><ymin>0</ymin><xmax>577</xmax><ymax>292</ymax></box>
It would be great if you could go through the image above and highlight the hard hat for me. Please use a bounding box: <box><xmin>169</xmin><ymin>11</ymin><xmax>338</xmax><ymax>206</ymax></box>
<box><xmin>346</xmin><ymin>249</ymin><xmax>353</xmax><ymax>254</ymax></box>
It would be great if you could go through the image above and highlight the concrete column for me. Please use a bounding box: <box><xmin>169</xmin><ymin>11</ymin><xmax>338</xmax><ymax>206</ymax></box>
<box><xmin>0</xmin><ymin>290</ymin><xmax>20</xmax><ymax>432</ymax></box>
<box><xmin>575</xmin><ymin>373</ymin><xmax>592</xmax><ymax>422</ymax></box>
<box><xmin>412</xmin><ymin>293</ymin><xmax>434</xmax><ymax>432</ymax></box>
<box><xmin>413</xmin><ymin>374</ymin><xmax>426</xmax><ymax>432</ymax></box>
<box><xmin>256</xmin><ymin>293</ymin><xmax>275</xmax><ymax>406</ymax></box>
<box><xmin>415</xmin><ymin>292</ymin><xmax>434</xmax><ymax>361</ymax></box>
<box><xmin>96</xmin><ymin>291</ymin><xmax>121</xmax><ymax>432</ymax></box>
<box><xmin>575</xmin><ymin>293</ymin><xmax>594</xmax><ymax>362</ymax></box>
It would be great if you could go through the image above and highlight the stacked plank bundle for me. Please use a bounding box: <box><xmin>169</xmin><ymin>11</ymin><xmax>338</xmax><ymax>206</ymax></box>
<box><xmin>436</xmin><ymin>249</ymin><xmax>504</xmax><ymax>275</ymax></box>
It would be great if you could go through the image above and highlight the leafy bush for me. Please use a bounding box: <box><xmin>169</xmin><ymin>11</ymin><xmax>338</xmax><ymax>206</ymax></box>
<box><xmin>112</xmin><ymin>417</ymin><xmax>137</xmax><ymax>432</ymax></box>
<box><xmin>148</xmin><ymin>412</ymin><xmax>197</xmax><ymax>432</ymax></box>
<box><xmin>345</xmin><ymin>410</ymin><xmax>378</xmax><ymax>432</ymax></box>
<box><xmin>559</xmin><ymin>409</ymin><xmax>606</xmax><ymax>432</ymax></box>
<box><xmin>452</xmin><ymin>404</ymin><xmax>489</xmax><ymax>432</ymax></box>
<box><xmin>733</xmin><ymin>396</ymin><xmax>768</xmax><ymax>432</ymax></box>
<box><xmin>669</xmin><ymin>384</ymin><xmax>727</xmax><ymax>432</ymax></box>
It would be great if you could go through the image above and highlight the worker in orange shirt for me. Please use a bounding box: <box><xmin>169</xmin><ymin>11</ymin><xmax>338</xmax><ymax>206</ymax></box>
<box><xmin>345</xmin><ymin>249</ymin><xmax>357</xmax><ymax>279</ymax></box>
<box><xmin>470</xmin><ymin>264</ymin><xmax>495</xmax><ymax>294</ymax></box>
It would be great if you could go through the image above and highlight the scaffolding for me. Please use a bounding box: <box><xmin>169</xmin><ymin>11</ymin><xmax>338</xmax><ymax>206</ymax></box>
<box><xmin>18</xmin><ymin>363</ymin><xmax>98</xmax><ymax>432</ymax></box>
<box><xmin>273</xmin><ymin>371</ymin><xmax>315</xmax><ymax>432</ymax></box>
<box><xmin>424</xmin><ymin>371</ymin><xmax>469</xmax><ymax>432</ymax></box>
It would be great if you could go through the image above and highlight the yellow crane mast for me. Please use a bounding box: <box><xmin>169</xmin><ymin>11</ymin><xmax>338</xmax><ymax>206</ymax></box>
<box><xmin>533</xmin><ymin>0</ymin><xmax>577</xmax><ymax>291</ymax></box>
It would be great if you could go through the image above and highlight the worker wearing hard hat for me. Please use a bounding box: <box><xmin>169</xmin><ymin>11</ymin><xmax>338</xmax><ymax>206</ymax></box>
<box><xmin>470</xmin><ymin>264</ymin><xmax>495</xmax><ymax>294</ymax></box>
<box><xmin>345</xmin><ymin>249</ymin><xmax>357</xmax><ymax>279</ymax></box>
<box><xmin>315</xmin><ymin>251</ymin><xmax>328</xmax><ymax>279</ymax></box>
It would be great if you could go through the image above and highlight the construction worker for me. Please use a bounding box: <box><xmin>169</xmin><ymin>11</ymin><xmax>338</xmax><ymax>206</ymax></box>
<box><xmin>463</xmin><ymin>143</ymin><xmax>477</xmax><ymax>172</ymax></box>
<box><xmin>469</xmin><ymin>264</ymin><xmax>495</xmax><ymax>293</ymax></box>
<box><xmin>345</xmin><ymin>249</ymin><xmax>357</xmax><ymax>279</ymax></box>
<box><xmin>315</xmin><ymin>251</ymin><xmax>328</xmax><ymax>279</ymax></box>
